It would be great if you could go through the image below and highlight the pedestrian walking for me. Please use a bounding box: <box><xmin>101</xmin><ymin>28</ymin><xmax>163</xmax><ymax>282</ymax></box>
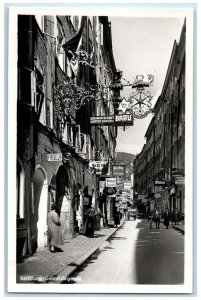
<box><xmin>146</xmin><ymin>210</ymin><xmax>151</xmax><ymax>222</ymax></box>
<box><xmin>97</xmin><ymin>208</ymin><xmax>106</xmax><ymax>227</ymax></box>
<box><xmin>84</xmin><ymin>204</ymin><xmax>96</xmax><ymax>238</ymax></box>
<box><xmin>114</xmin><ymin>206</ymin><xmax>120</xmax><ymax>228</ymax></box>
<box><xmin>172</xmin><ymin>208</ymin><xmax>180</xmax><ymax>225</ymax></box>
<box><xmin>163</xmin><ymin>208</ymin><xmax>171</xmax><ymax>229</ymax></box>
<box><xmin>181</xmin><ymin>212</ymin><xmax>185</xmax><ymax>224</ymax></box>
<box><xmin>47</xmin><ymin>203</ymin><xmax>64</xmax><ymax>253</ymax></box>
<box><xmin>153</xmin><ymin>208</ymin><xmax>160</xmax><ymax>229</ymax></box>
<box><xmin>149</xmin><ymin>211</ymin><xmax>154</xmax><ymax>229</ymax></box>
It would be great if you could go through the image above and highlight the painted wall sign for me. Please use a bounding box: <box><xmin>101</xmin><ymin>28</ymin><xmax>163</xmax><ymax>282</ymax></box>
<box><xmin>154</xmin><ymin>180</ymin><xmax>166</xmax><ymax>186</ymax></box>
<box><xmin>47</xmin><ymin>153</ymin><xmax>62</xmax><ymax>161</ymax></box>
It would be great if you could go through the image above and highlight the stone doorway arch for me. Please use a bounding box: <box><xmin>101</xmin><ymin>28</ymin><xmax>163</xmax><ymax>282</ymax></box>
<box><xmin>32</xmin><ymin>166</ymin><xmax>48</xmax><ymax>250</ymax></box>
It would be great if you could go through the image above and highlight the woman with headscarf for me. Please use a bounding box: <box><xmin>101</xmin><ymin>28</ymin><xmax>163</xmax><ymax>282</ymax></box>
<box><xmin>47</xmin><ymin>203</ymin><xmax>64</xmax><ymax>252</ymax></box>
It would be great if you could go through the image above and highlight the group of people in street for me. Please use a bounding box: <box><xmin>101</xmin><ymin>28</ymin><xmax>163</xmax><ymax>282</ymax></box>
<box><xmin>148</xmin><ymin>208</ymin><xmax>183</xmax><ymax>230</ymax></box>
<box><xmin>47</xmin><ymin>203</ymin><xmax>98</xmax><ymax>252</ymax></box>
<box><xmin>47</xmin><ymin>202</ymin><xmax>122</xmax><ymax>253</ymax></box>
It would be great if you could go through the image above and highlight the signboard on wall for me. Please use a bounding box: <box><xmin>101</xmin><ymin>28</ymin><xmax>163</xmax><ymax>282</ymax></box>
<box><xmin>124</xmin><ymin>182</ymin><xmax>132</xmax><ymax>190</ymax></box>
<box><xmin>90</xmin><ymin>114</ymin><xmax>133</xmax><ymax>126</ymax></box>
<box><xmin>90</xmin><ymin>115</ymin><xmax>114</xmax><ymax>126</ymax></box>
<box><xmin>175</xmin><ymin>176</ymin><xmax>185</xmax><ymax>185</ymax></box>
<box><xmin>113</xmin><ymin>165</ymin><xmax>125</xmax><ymax>176</ymax></box>
<box><xmin>47</xmin><ymin>153</ymin><xmax>62</xmax><ymax>161</ymax></box>
<box><xmin>114</xmin><ymin>114</ymin><xmax>133</xmax><ymax>125</ymax></box>
<box><xmin>89</xmin><ymin>160</ymin><xmax>107</xmax><ymax>169</ymax></box>
<box><xmin>154</xmin><ymin>180</ymin><xmax>166</xmax><ymax>186</ymax></box>
<box><xmin>106</xmin><ymin>177</ymin><xmax>116</xmax><ymax>187</ymax></box>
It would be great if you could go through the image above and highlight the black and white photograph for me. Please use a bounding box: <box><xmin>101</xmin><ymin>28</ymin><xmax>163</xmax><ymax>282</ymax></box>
<box><xmin>6</xmin><ymin>3</ymin><xmax>195</xmax><ymax>295</ymax></box>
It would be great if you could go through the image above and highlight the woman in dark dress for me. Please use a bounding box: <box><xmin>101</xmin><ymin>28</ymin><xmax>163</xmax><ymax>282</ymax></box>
<box><xmin>84</xmin><ymin>204</ymin><xmax>96</xmax><ymax>238</ymax></box>
<box><xmin>163</xmin><ymin>208</ymin><xmax>171</xmax><ymax>229</ymax></box>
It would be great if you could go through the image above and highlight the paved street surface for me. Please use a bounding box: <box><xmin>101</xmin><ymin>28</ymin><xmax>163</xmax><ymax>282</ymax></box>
<box><xmin>17</xmin><ymin>218</ymin><xmax>184</xmax><ymax>284</ymax></box>
<box><xmin>66</xmin><ymin>219</ymin><xmax>184</xmax><ymax>284</ymax></box>
<box><xmin>17</xmin><ymin>223</ymin><xmax>124</xmax><ymax>284</ymax></box>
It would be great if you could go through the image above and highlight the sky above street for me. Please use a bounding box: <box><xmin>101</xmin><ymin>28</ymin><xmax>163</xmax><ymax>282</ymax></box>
<box><xmin>109</xmin><ymin>16</ymin><xmax>184</xmax><ymax>155</ymax></box>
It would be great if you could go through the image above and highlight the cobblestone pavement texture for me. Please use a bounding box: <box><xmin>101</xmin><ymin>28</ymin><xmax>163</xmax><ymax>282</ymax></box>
<box><xmin>17</xmin><ymin>224</ymin><xmax>123</xmax><ymax>283</ymax></box>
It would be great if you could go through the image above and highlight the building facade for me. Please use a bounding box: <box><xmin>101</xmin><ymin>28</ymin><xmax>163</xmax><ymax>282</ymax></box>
<box><xmin>133</xmin><ymin>19</ymin><xmax>185</xmax><ymax>216</ymax></box>
<box><xmin>17</xmin><ymin>15</ymin><xmax>118</xmax><ymax>257</ymax></box>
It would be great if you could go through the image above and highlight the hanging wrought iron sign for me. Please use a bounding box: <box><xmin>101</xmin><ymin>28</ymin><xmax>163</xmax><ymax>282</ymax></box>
<box><xmin>117</xmin><ymin>74</ymin><xmax>155</xmax><ymax>119</ymax></box>
<box><xmin>128</xmin><ymin>89</ymin><xmax>153</xmax><ymax>119</ymax></box>
<box><xmin>55</xmin><ymin>41</ymin><xmax>155</xmax><ymax>124</ymax></box>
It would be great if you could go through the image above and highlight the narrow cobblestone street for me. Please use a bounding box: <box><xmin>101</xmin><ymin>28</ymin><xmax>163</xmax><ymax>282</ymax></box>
<box><xmin>17</xmin><ymin>222</ymin><xmax>125</xmax><ymax>283</ymax></box>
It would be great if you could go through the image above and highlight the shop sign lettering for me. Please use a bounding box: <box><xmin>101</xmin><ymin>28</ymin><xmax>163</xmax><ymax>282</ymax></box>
<box><xmin>47</xmin><ymin>153</ymin><xmax>62</xmax><ymax>161</ymax></box>
<box><xmin>113</xmin><ymin>165</ymin><xmax>125</xmax><ymax>176</ymax></box>
<box><xmin>90</xmin><ymin>114</ymin><xmax>133</xmax><ymax>126</ymax></box>
<box><xmin>154</xmin><ymin>180</ymin><xmax>166</xmax><ymax>186</ymax></box>
<box><xmin>106</xmin><ymin>178</ymin><xmax>116</xmax><ymax>187</ymax></box>
<box><xmin>89</xmin><ymin>160</ymin><xmax>107</xmax><ymax>169</ymax></box>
